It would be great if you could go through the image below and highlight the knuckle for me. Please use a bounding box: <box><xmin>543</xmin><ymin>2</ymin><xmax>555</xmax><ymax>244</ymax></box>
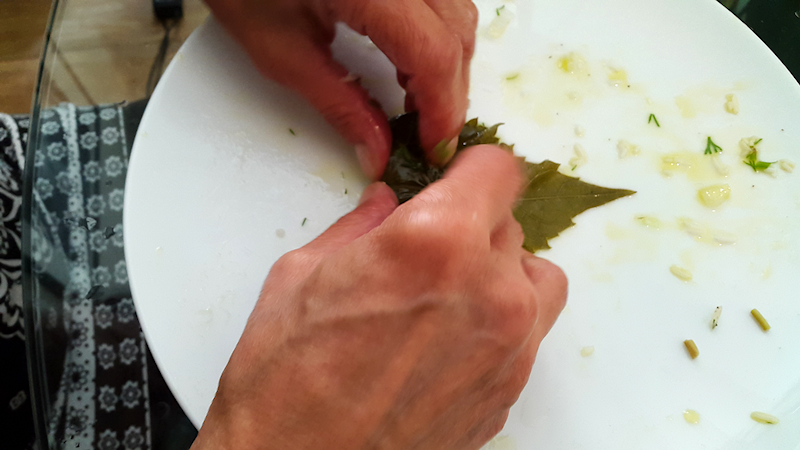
<box><xmin>488</xmin><ymin>412</ymin><xmax>509</xmax><ymax>437</ymax></box>
<box><xmin>269</xmin><ymin>249</ymin><xmax>312</xmax><ymax>278</ymax></box>
<box><xmin>536</xmin><ymin>260</ymin><xmax>569</xmax><ymax>307</ymax></box>
<box><xmin>425</xmin><ymin>34</ymin><xmax>462</xmax><ymax>78</ymax></box>
<box><xmin>483</xmin><ymin>280</ymin><xmax>539</xmax><ymax>344</ymax></box>
<box><xmin>386</xmin><ymin>209</ymin><xmax>484</xmax><ymax>277</ymax></box>
<box><xmin>316</xmin><ymin>99</ymin><xmax>365</xmax><ymax>139</ymax></box>
<box><xmin>481</xmin><ymin>411</ymin><xmax>508</xmax><ymax>439</ymax></box>
<box><xmin>505</xmin><ymin>291</ymin><xmax>540</xmax><ymax>335</ymax></box>
<box><xmin>464</xmin><ymin>1</ymin><xmax>479</xmax><ymax>30</ymax></box>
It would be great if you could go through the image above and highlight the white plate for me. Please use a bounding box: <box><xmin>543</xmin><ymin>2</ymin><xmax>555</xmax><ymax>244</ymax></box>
<box><xmin>125</xmin><ymin>1</ymin><xmax>800</xmax><ymax>448</ymax></box>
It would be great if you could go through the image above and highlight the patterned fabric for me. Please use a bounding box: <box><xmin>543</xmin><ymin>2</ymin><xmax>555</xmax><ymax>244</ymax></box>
<box><xmin>4</xmin><ymin>103</ymin><xmax>159</xmax><ymax>450</ymax></box>
<box><xmin>35</xmin><ymin>103</ymin><xmax>152</xmax><ymax>450</ymax></box>
<box><xmin>0</xmin><ymin>113</ymin><xmax>34</xmax><ymax>450</ymax></box>
<box><xmin>0</xmin><ymin>113</ymin><xmax>25</xmax><ymax>340</ymax></box>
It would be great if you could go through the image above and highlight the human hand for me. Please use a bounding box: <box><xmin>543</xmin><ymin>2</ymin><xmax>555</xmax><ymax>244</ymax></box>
<box><xmin>205</xmin><ymin>0</ymin><xmax>478</xmax><ymax>179</ymax></box>
<box><xmin>191</xmin><ymin>145</ymin><xmax>568</xmax><ymax>450</ymax></box>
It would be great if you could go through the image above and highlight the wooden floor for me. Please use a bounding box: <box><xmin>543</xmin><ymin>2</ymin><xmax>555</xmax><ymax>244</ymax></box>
<box><xmin>0</xmin><ymin>0</ymin><xmax>209</xmax><ymax>115</ymax></box>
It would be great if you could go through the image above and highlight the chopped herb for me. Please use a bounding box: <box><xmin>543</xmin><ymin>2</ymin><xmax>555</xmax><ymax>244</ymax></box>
<box><xmin>289</xmin><ymin>128</ymin><xmax>296</xmax><ymax>135</ymax></box>
<box><xmin>704</xmin><ymin>137</ymin><xmax>722</xmax><ymax>155</ymax></box>
<box><xmin>751</xmin><ymin>309</ymin><xmax>770</xmax><ymax>331</ymax></box>
<box><xmin>684</xmin><ymin>339</ymin><xmax>699</xmax><ymax>359</ymax></box>
<box><xmin>744</xmin><ymin>150</ymin><xmax>773</xmax><ymax>172</ymax></box>
<box><xmin>740</xmin><ymin>137</ymin><xmax>774</xmax><ymax>172</ymax></box>
<box><xmin>648</xmin><ymin>113</ymin><xmax>660</xmax><ymax>127</ymax></box>
<box><xmin>344</xmin><ymin>189</ymin><xmax>348</xmax><ymax>194</ymax></box>
<box><xmin>301</xmin><ymin>218</ymin><xmax>307</xmax><ymax>226</ymax></box>
<box><xmin>496</xmin><ymin>5</ymin><xmax>505</xmax><ymax>15</ymax></box>
<box><xmin>505</xmin><ymin>73</ymin><xmax>519</xmax><ymax>81</ymax></box>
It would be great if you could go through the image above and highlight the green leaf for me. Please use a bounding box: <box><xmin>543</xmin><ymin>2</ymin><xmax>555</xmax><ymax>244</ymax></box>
<box><xmin>513</xmin><ymin>160</ymin><xmax>635</xmax><ymax>252</ymax></box>
<box><xmin>382</xmin><ymin>113</ymin><xmax>635</xmax><ymax>252</ymax></box>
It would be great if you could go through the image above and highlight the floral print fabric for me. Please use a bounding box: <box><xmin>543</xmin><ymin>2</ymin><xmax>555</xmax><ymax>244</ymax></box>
<box><xmin>2</xmin><ymin>103</ymin><xmax>165</xmax><ymax>450</ymax></box>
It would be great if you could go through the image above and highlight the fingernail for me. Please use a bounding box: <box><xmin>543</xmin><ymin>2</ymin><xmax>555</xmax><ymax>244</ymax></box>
<box><xmin>432</xmin><ymin>136</ymin><xmax>459</xmax><ymax>166</ymax></box>
<box><xmin>359</xmin><ymin>181</ymin><xmax>389</xmax><ymax>206</ymax></box>
<box><xmin>355</xmin><ymin>144</ymin><xmax>381</xmax><ymax>180</ymax></box>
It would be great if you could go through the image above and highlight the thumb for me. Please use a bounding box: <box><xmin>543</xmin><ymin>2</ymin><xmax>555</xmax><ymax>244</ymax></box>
<box><xmin>303</xmin><ymin>182</ymin><xmax>398</xmax><ymax>256</ymax></box>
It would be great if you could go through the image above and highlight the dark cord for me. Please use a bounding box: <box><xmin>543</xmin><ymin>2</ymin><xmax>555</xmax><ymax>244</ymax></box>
<box><xmin>145</xmin><ymin>19</ymin><xmax>177</xmax><ymax>98</ymax></box>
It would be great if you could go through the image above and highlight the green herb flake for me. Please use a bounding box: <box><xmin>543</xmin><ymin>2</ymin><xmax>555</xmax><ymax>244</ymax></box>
<box><xmin>704</xmin><ymin>137</ymin><xmax>722</xmax><ymax>155</ymax></box>
<box><xmin>505</xmin><ymin>73</ymin><xmax>520</xmax><ymax>81</ymax></box>
<box><xmin>496</xmin><ymin>5</ymin><xmax>505</xmax><ymax>15</ymax></box>
<box><xmin>289</xmin><ymin>128</ymin><xmax>296</xmax><ymax>136</ymax></box>
<box><xmin>648</xmin><ymin>113</ymin><xmax>660</xmax><ymax>127</ymax></box>
<box><xmin>741</xmin><ymin>138</ymin><xmax>775</xmax><ymax>172</ymax></box>
<box><xmin>301</xmin><ymin>218</ymin><xmax>307</xmax><ymax>226</ymax></box>
<box><xmin>744</xmin><ymin>150</ymin><xmax>773</xmax><ymax>172</ymax></box>
<box><xmin>382</xmin><ymin>113</ymin><xmax>635</xmax><ymax>253</ymax></box>
<box><xmin>344</xmin><ymin>189</ymin><xmax>348</xmax><ymax>195</ymax></box>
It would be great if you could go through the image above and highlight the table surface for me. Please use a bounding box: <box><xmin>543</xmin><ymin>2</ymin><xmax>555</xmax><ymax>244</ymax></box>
<box><xmin>21</xmin><ymin>1</ymin><xmax>800</xmax><ymax>449</ymax></box>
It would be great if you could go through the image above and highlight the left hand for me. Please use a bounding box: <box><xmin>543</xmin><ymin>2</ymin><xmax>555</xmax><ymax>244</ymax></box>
<box><xmin>205</xmin><ymin>0</ymin><xmax>479</xmax><ymax>179</ymax></box>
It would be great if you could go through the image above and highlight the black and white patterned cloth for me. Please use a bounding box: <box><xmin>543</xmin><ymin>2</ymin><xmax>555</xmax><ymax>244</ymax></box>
<box><xmin>0</xmin><ymin>112</ymin><xmax>33</xmax><ymax>450</ymax></box>
<box><xmin>1</xmin><ymin>104</ymin><xmax>193</xmax><ymax>450</ymax></box>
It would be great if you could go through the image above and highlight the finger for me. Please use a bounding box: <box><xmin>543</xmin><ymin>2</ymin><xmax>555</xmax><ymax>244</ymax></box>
<box><xmin>330</xmin><ymin>0</ymin><xmax>470</xmax><ymax>164</ymax></box>
<box><xmin>422</xmin><ymin>0</ymin><xmax>478</xmax><ymax>58</ymax></box>
<box><xmin>303</xmin><ymin>182</ymin><xmax>398</xmax><ymax>256</ymax></box>
<box><xmin>422</xmin><ymin>0</ymin><xmax>478</xmax><ymax>84</ymax></box>
<box><xmin>522</xmin><ymin>253</ymin><xmax>568</xmax><ymax>341</ymax></box>
<box><xmin>236</xmin><ymin>25</ymin><xmax>391</xmax><ymax>180</ymax></box>
<box><xmin>418</xmin><ymin>145</ymin><xmax>523</xmax><ymax>229</ymax></box>
<box><xmin>396</xmin><ymin>0</ymin><xmax>477</xmax><ymax>143</ymax></box>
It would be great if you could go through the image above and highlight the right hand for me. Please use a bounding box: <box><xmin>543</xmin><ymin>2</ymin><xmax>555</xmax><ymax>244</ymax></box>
<box><xmin>192</xmin><ymin>145</ymin><xmax>568</xmax><ymax>449</ymax></box>
<box><xmin>205</xmin><ymin>0</ymin><xmax>479</xmax><ymax>179</ymax></box>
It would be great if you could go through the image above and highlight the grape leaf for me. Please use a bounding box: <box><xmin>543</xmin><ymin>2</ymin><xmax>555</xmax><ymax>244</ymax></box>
<box><xmin>514</xmin><ymin>160</ymin><xmax>634</xmax><ymax>252</ymax></box>
<box><xmin>382</xmin><ymin>113</ymin><xmax>515</xmax><ymax>203</ymax></box>
<box><xmin>382</xmin><ymin>113</ymin><xmax>635</xmax><ymax>252</ymax></box>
